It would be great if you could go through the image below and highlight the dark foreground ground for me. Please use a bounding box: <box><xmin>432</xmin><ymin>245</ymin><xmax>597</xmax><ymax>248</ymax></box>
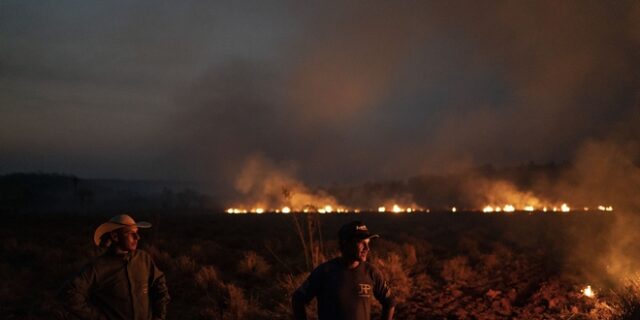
<box><xmin>1</xmin><ymin>210</ymin><xmax>638</xmax><ymax>319</ymax></box>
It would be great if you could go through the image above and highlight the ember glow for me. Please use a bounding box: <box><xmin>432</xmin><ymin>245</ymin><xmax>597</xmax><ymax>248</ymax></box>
<box><xmin>581</xmin><ymin>285</ymin><xmax>595</xmax><ymax>298</ymax></box>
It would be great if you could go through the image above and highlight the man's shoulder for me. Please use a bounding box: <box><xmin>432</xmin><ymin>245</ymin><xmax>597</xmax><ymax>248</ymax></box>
<box><xmin>131</xmin><ymin>249</ymin><xmax>154</xmax><ymax>263</ymax></box>
<box><xmin>313</xmin><ymin>257</ymin><xmax>342</xmax><ymax>273</ymax></box>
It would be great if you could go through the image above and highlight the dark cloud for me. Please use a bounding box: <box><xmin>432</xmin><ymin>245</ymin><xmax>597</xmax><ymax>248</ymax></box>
<box><xmin>1</xmin><ymin>0</ymin><xmax>638</xmax><ymax>191</ymax></box>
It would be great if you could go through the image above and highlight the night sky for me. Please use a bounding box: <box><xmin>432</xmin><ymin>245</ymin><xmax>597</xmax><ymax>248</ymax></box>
<box><xmin>2</xmin><ymin>1</ymin><xmax>639</xmax><ymax>190</ymax></box>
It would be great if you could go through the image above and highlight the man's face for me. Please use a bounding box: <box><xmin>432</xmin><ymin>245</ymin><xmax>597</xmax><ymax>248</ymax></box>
<box><xmin>342</xmin><ymin>238</ymin><xmax>371</xmax><ymax>262</ymax></box>
<box><xmin>112</xmin><ymin>226</ymin><xmax>140</xmax><ymax>252</ymax></box>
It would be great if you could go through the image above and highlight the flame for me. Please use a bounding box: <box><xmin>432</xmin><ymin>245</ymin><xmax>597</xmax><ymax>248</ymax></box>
<box><xmin>598</xmin><ymin>205</ymin><xmax>614</xmax><ymax>212</ymax></box>
<box><xmin>227</xmin><ymin>200</ymin><xmax>610</xmax><ymax>215</ymax></box>
<box><xmin>581</xmin><ymin>285</ymin><xmax>595</xmax><ymax>298</ymax></box>
<box><xmin>226</xmin><ymin>208</ymin><xmax>248</xmax><ymax>214</ymax></box>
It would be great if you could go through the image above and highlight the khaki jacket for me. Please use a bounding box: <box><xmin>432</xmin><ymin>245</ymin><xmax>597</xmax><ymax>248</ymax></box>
<box><xmin>63</xmin><ymin>249</ymin><xmax>170</xmax><ymax>320</ymax></box>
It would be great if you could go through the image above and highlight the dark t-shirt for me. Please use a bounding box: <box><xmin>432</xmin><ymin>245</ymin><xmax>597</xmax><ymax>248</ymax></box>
<box><xmin>294</xmin><ymin>258</ymin><xmax>395</xmax><ymax>320</ymax></box>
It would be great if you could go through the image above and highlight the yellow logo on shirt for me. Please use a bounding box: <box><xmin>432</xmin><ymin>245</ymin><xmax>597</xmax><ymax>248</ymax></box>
<box><xmin>358</xmin><ymin>284</ymin><xmax>372</xmax><ymax>297</ymax></box>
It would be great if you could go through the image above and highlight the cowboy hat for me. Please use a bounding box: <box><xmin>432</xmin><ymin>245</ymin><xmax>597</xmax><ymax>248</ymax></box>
<box><xmin>93</xmin><ymin>214</ymin><xmax>152</xmax><ymax>246</ymax></box>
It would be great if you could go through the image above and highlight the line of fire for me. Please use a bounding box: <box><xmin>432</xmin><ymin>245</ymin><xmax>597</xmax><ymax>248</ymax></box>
<box><xmin>226</xmin><ymin>203</ymin><xmax>614</xmax><ymax>215</ymax></box>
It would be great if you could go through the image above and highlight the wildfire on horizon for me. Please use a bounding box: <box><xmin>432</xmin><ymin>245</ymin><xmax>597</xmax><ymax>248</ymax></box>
<box><xmin>226</xmin><ymin>203</ymin><xmax>614</xmax><ymax>214</ymax></box>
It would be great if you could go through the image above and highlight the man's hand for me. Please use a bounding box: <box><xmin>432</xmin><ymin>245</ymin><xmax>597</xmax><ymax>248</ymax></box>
<box><xmin>381</xmin><ymin>304</ymin><xmax>395</xmax><ymax>320</ymax></box>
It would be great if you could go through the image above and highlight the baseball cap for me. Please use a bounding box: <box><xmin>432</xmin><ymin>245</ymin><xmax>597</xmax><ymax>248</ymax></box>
<box><xmin>338</xmin><ymin>220</ymin><xmax>380</xmax><ymax>242</ymax></box>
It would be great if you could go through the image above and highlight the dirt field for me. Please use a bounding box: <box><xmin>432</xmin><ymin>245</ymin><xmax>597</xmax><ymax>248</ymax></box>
<box><xmin>1</xmin><ymin>210</ymin><xmax>637</xmax><ymax>319</ymax></box>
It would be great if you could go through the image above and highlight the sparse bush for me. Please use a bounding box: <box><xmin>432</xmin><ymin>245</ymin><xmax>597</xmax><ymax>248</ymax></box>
<box><xmin>195</xmin><ymin>265</ymin><xmax>226</xmax><ymax>319</ymax></box>
<box><xmin>223</xmin><ymin>283</ymin><xmax>248</xmax><ymax>319</ymax></box>
<box><xmin>195</xmin><ymin>265</ymin><xmax>222</xmax><ymax>290</ymax></box>
<box><xmin>441</xmin><ymin>255</ymin><xmax>475</xmax><ymax>286</ymax></box>
<box><xmin>174</xmin><ymin>255</ymin><xmax>199</xmax><ymax>274</ymax></box>
<box><xmin>480</xmin><ymin>253</ymin><xmax>499</xmax><ymax>271</ymax></box>
<box><xmin>613</xmin><ymin>276</ymin><xmax>640</xmax><ymax>320</ymax></box>
<box><xmin>195</xmin><ymin>265</ymin><xmax>268</xmax><ymax>319</ymax></box>
<box><xmin>402</xmin><ymin>244</ymin><xmax>418</xmax><ymax>270</ymax></box>
<box><xmin>273</xmin><ymin>273</ymin><xmax>317</xmax><ymax>320</ymax></box>
<box><xmin>237</xmin><ymin>251</ymin><xmax>271</xmax><ymax>277</ymax></box>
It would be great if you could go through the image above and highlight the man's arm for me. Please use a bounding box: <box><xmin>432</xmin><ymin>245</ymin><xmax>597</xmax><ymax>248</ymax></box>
<box><xmin>371</xmin><ymin>267</ymin><xmax>397</xmax><ymax>320</ymax></box>
<box><xmin>381</xmin><ymin>304</ymin><xmax>395</xmax><ymax>320</ymax></box>
<box><xmin>62</xmin><ymin>264</ymin><xmax>108</xmax><ymax>320</ymax></box>
<box><xmin>149</xmin><ymin>258</ymin><xmax>170</xmax><ymax>320</ymax></box>
<box><xmin>291</xmin><ymin>270</ymin><xmax>321</xmax><ymax>320</ymax></box>
<box><xmin>291</xmin><ymin>291</ymin><xmax>308</xmax><ymax>320</ymax></box>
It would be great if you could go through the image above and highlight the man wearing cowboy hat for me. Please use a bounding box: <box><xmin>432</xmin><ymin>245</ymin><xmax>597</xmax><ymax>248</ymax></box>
<box><xmin>62</xmin><ymin>214</ymin><xmax>170</xmax><ymax>320</ymax></box>
<box><xmin>292</xmin><ymin>220</ymin><xmax>396</xmax><ymax>320</ymax></box>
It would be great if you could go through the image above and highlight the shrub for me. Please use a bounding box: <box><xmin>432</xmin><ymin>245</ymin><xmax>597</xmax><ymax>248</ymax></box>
<box><xmin>613</xmin><ymin>276</ymin><xmax>640</xmax><ymax>320</ymax></box>
<box><xmin>273</xmin><ymin>273</ymin><xmax>317</xmax><ymax>320</ymax></box>
<box><xmin>195</xmin><ymin>265</ymin><xmax>222</xmax><ymax>290</ymax></box>
<box><xmin>223</xmin><ymin>283</ymin><xmax>249</xmax><ymax>319</ymax></box>
<box><xmin>174</xmin><ymin>255</ymin><xmax>199</xmax><ymax>274</ymax></box>
<box><xmin>237</xmin><ymin>251</ymin><xmax>271</xmax><ymax>277</ymax></box>
<box><xmin>402</xmin><ymin>244</ymin><xmax>418</xmax><ymax>271</ymax></box>
<box><xmin>441</xmin><ymin>255</ymin><xmax>475</xmax><ymax>286</ymax></box>
<box><xmin>195</xmin><ymin>265</ymin><xmax>267</xmax><ymax>319</ymax></box>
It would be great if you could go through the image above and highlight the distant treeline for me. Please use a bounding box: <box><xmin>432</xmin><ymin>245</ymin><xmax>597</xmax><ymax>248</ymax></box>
<box><xmin>1</xmin><ymin>163</ymin><xmax>571</xmax><ymax>213</ymax></box>
<box><xmin>0</xmin><ymin>173</ymin><xmax>219</xmax><ymax>214</ymax></box>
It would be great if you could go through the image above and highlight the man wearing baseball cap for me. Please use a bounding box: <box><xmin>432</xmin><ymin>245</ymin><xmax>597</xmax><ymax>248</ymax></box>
<box><xmin>62</xmin><ymin>214</ymin><xmax>170</xmax><ymax>320</ymax></box>
<box><xmin>292</xmin><ymin>220</ymin><xmax>396</xmax><ymax>320</ymax></box>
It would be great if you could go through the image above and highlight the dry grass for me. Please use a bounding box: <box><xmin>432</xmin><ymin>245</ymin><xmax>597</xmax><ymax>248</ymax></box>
<box><xmin>0</xmin><ymin>211</ymin><xmax>631</xmax><ymax>319</ymax></box>
<box><xmin>237</xmin><ymin>251</ymin><xmax>271</xmax><ymax>277</ymax></box>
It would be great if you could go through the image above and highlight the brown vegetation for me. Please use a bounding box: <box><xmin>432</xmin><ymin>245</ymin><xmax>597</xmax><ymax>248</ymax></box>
<box><xmin>1</xmin><ymin>211</ymin><xmax>639</xmax><ymax>319</ymax></box>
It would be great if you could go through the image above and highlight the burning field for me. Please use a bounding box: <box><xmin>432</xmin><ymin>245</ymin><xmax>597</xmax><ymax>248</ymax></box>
<box><xmin>2</xmin><ymin>208</ymin><xmax>640</xmax><ymax>320</ymax></box>
<box><xmin>2</xmin><ymin>146</ymin><xmax>640</xmax><ymax>319</ymax></box>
